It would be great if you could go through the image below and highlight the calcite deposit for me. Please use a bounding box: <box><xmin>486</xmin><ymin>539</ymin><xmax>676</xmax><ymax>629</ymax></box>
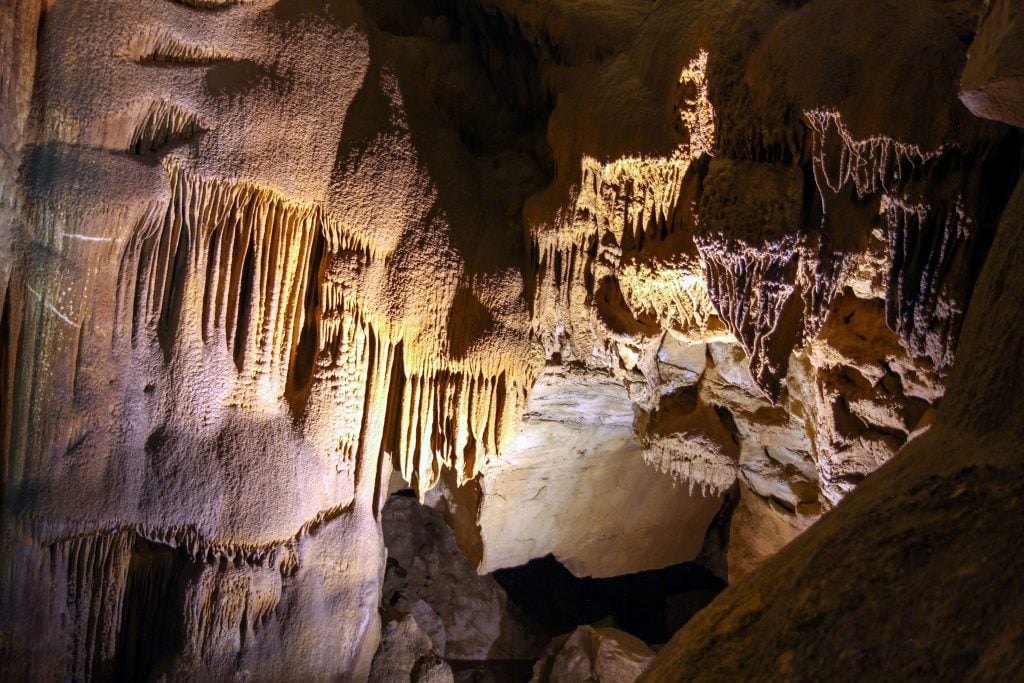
<box><xmin>1</xmin><ymin>0</ymin><xmax>1022</xmax><ymax>680</ymax></box>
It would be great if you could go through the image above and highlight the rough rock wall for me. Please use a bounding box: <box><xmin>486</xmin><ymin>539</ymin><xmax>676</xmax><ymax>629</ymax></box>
<box><xmin>1</xmin><ymin>1</ymin><xmax>540</xmax><ymax>679</ymax></box>
<box><xmin>495</xmin><ymin>0</ymin><xmax>1018</xmax><ymax>581</ymax></box>
<box><xmin>1</xmin><ymin>0</ymin><xmax>1021</xmax><ymax>679</ymax></box>
<box><xmin>424</xmin><ymin>0</ymin><xmax>1018</xmax><ymax>587</ymax></box>
<box><xmin>642</xmin><ymin>118</ymin><xmax>1024</xmax><ymax>683</ymax></box>
<box><xmin>642</xmin><ymin>5</ymin><xmax>1024</xmax><ymax>679</ymax></box>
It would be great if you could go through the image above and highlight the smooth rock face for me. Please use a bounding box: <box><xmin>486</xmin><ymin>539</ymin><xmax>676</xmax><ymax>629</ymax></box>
<box><xmin>726</xmin><ymin>486</ymin><xmax>816</xmax><ymax>583</ymax></box>
<box><xmin>532</xmin><ymin>626</ymin><xmax>656</xmax><ymax>683</ymax></box>
<box><xmin>454</xmin><ymin>366</ymin><xmax>724</xmax><ymax>578</ymax></box>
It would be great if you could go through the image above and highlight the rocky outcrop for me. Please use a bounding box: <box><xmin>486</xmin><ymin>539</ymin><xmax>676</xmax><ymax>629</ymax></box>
<box><xmin>641</xmin><ymin>80</ymin><xmax>1024</xmax><ymax>682</ymax></box>
<box><xmin>369</xmin><ymin>615</ymin><xmax>454</xmax><ymax>683</ymax></box>
<box><xmin>503</xmin><ymin>0</ymin><xmax>1013</xmax><ymax>583</ymax></box>
<box><xmin>379</xmin><ymin>494</ymin><xmax>544</xmax><ymax>662</ymax></box>
<box><xmin>531</xmin><ymin>626</ymin><xmax>655</xmax><ymax>683</ymax></box>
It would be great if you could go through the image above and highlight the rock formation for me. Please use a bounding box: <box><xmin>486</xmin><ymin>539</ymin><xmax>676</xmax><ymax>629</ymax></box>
<box><xmin>432</xmin><ymin>365</ymin><xmax>723</xmax><ymax>579</ymax></box>
<box><xmin>642</xmin><ymin>144</ymin><xmax>1024</xmax><ymax>683</ymax></box>
<box><xmin>641</xmin><ymin>4</ymin><xmax>1024</xmax><ymax>678</ymax></box>
<box><xmin>1</xmin><ymin>0</ymin><xmax>1021</xmax><ymax>680</ymax></box>
<box><xmin>369</xmin><ymin>615</ymin><xmax>454</xmax><ymax>683</ymax></box>
<box><xmin>531</xmin><ymin>625</ymin><xmax>655</xmax><ymax>683</ymax></box>
<box><xmin>378</xmin><ymin>493</ymin><xmax>544</xmax><ymax>662</ymax></box>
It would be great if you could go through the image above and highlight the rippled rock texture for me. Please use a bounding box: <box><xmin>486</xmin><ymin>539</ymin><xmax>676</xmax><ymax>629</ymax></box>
<box><xmin>1</xmin><ymin>0</ymin><xmax>1021</xmax><ymax>680</ymax></box>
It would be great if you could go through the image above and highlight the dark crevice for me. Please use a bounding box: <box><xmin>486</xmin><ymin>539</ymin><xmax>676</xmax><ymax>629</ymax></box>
<box><xmin>111</xmin><ymin>538</ymin><xmax>199</xmax><ymax>682</ymax></box>
<box><xmin>157</xmin><ymin>222</ymin><xmax>191</xmax><ymax>364</ymax></box>
<box><xmin>286</xmin><ymin>227</ymin><xmax>327</xmax><ymax>421</ymax></box>
<box><xmin>493</xmin><ymin>555</ymin><xmax>726</xmax><ymax>646</ymax></box>
<box><xmin>231</xmin><ymin>234</ymin><xmax>256</xmax><ymax>372</ymax></box>
<box><xmin>361</xmin><ymin>0</ymin><xmax>556</xmax><ymax>170</ymax></box>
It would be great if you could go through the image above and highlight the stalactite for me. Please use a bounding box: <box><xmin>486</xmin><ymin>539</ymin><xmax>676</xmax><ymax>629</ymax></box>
<box><xmin>127</xmin><ymin>101</ymin><xmax>203</xmax><ymax>156</ymax></box>
<box><xmin>116</xmin><ymin>165</ymin><xmax>533</xmax><ymax>495</ymax></box>
<box><xmin>805</xmin><ymin>108</ymin><xmax>1010</xmax><ymax>373</ymax></box>
<box><xmin>57</xmin><ymin>530</ymin><xmax>134</xmax><ymax>682</ymax></box>
<box><xmin>125</xmin><ymin>29</ymin><xmax>230</xmax><ymax>65</ymax></box>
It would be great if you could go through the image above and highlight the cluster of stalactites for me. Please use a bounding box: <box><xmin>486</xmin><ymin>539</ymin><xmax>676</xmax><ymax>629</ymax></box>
<box><xmin>805</xmin><ymin>109</ymin><xmax>945</xmax><ymax>202</ymax></box>
<box><xmin>50</xmin><ymin>526</ymin><xmax>284</xmax><ymax>681</ymax></box>
<box><xmin>318</xmin><ymin>271</ymin><xmax>533</xmax><ymax>492</ymax></box>
<box><xmin>118</xmin><ymin>163</ymin><xmax>376</xmax><ymax>357</ymax></box>
<box><xmin>642</xmin><ymin>437</ymin><xmax>738</xmax><ymax>498</ymax></box>
<box><xmin>120</xmin><ymin>165</ymin><xmax>531</xmax><ymax>495</ymax></box>
<box><xmin>393</xmin><ymin>369</ymin><xmax>526</xmax><ymax>493</ymax></box>
<box><xmin>527</xmin><ymin>49</ymin><xmax>717</xmax><ymax>355</ymax></box>
<box><xmin>617</xmin><ymin>257</ymin><xmax>727</xmax><ymax>341</ymax></box>
<box><xmin>528</xmin><ymin>153</ymin><xmax>694</xmax><ymax>352</ymax></box>
<box><xmin>806</xmin><ymin>108</ymin><xmax>979</xmax><ymax>371</ymax></box>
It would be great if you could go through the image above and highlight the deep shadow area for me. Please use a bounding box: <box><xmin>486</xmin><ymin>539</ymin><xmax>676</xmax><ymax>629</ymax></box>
<box><xmin>448</xmin><ymin>660</ymin><xmax>536</xmax><ymax>683</ymax></box>
<box><xmin>493</xmin><ymin>554</ymin><xmax>726</xmax><ymax>645</ymax></box>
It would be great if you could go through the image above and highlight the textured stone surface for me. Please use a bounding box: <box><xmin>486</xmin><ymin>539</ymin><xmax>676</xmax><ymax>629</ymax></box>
<box><xmin>369</xmin><ymin>615</ymin><xmax>454</xmax><ymax>683</ymax></box>
<box><xmin>1</xmin><ymin>0</ymin><xmax>1020</xmax><ymax>679</ymax></box>
<box><xmin>379</xmin><ymin>494</ymin><xmax>544</xmax><ymax>661</ymax></box>
<box><xmin>642</xmin><ymin>154</ymin><xmax>1024</xmax><ymax>682</ymax></box>
<box><xmin>531</xmin><ymin>626</ymin><xmax>655</xmax><ymax>683</ymax></box>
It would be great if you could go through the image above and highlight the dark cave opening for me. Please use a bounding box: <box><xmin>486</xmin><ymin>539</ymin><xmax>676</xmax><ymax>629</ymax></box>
<box><xmin>492</xmin><ymin>554</ymin><xmax>726</xmax><ymax>646</ymax></box>
<box><xmin>382</xmin><ymin>490</ymin><xmax>729</xmax><ymax>681</ymax></box>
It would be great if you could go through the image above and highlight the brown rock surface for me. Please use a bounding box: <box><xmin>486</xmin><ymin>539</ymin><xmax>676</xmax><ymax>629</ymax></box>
<box><xmin>640</xmin><ymin>149</ymin><xmax>1024</xmax><ymax>683</ymax></box>
<box><xmin>962</xmin><ymin>0</ymin><xmax>1024</xmax><ymax>127</ymax></box>
<box><xmin>1</xmin><ymin>0</ymin><xmax>1021</xmax><ymax>679</ymax></box>
<box><xmin>531</xmin><ymin>625</ymin><xmax>656</xmax><ymax>683</ymax></box>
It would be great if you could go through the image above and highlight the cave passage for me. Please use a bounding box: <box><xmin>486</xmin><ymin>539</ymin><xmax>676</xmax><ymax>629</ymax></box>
<box><xmin>493</xmin><ymin>554</ymin><xmax>726</xmax><ymax>646</ymax></box>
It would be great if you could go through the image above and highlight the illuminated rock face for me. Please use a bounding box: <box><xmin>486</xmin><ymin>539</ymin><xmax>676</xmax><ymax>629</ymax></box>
<box><xmin>0</xmin><ymin>1</ymin><xmax>537</xmax><ymax>679</ymax></box>
<box><xmin>1</xmin><ymin>0</ymin><xmax>1020</xmax><ymax>680</ymax></box>
<box><xmin>531</xmin><ymin>625</ymin><xmax>656</xmax><ymax>683</ymax></box>
<box><xmin>446</xmin><ymin>366</ymin><xmax>724</xmax><ymax>579</ymax></box>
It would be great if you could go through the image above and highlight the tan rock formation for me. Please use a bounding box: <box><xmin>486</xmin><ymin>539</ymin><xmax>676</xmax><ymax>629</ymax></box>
<box><xmin>531</xmin><ymin>625</ymin><xmax>656</xmax><ymax>683</ymax></box>
<box><xmin>1</xmin><ymin>1</ymin><xmax>538</xmax><ymax>678</ymax></box>
<box><xmin>1</xmin><ymin>0</ymin><xmax>1020</xmax><ymax>679</ymax></box>
<box><xmin>439</xmin><ymin>366</ymin><xmax>724</xmax><ymax>578</ymax></box>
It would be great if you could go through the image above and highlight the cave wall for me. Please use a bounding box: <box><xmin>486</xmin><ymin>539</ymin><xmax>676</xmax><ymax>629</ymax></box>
<box><xmin>1</xmin><ymin>0</ymin><xmax>1021</xmax><ymax>680</ymax></box>
<box><xmin>0</xmin><ymin>1</ymin><xmax>540</xmax><ymax>678</ymax></box>
<box><xmin>642</xmin><ymin>4</ymin><xmax>1024</xmax><ymax>678</ymax></box>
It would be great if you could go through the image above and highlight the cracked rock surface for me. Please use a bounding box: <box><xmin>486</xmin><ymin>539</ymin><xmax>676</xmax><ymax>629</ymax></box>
<box><xmin>1</xmin><ymin>0</ymin><xmax>1022</xmax><ymax>680</ymax></box>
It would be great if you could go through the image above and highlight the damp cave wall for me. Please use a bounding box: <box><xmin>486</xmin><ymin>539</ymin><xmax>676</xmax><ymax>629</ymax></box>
<box><xmin>1</xmin><ymin>0</ymin><xmax>1022</xmax><ymax>680</ymax></box>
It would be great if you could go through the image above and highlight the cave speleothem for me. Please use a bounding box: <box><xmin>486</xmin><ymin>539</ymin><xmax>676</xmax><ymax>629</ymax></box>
<box><xmin>1</xmin><ymin>0</ymin><xmax>1023</xmax><ymax>681</ymax></box>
